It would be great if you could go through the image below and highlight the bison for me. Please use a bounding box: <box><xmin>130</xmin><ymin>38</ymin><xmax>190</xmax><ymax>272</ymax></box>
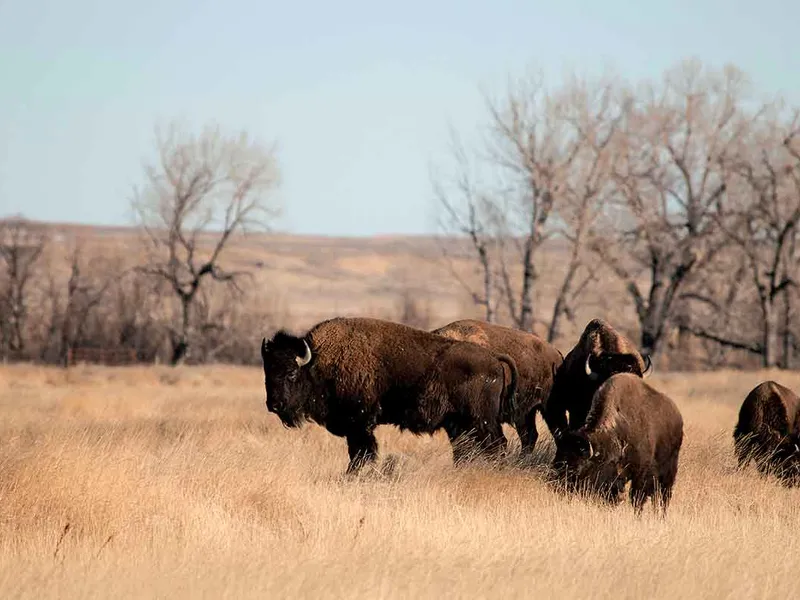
<box><xmin>733</xmin><ymin>380</ymin><xmax>800</xmax><ymax>487</ymax></box>
<box><xmin>543</xmin><ymin>318</ymin><xmax>652</xmax><ymax>436</ymax></box>
<box><xmin>552</xmin><ymin>373</ymin><xmax>684</xmax><ymax>515</ymax></box>
<box><xmin>260</xmin><ymin>317</ymin><xmax>519</xmax><ymax>473</ymax></box>
<box><xmin>432</xmin><ymin>319</ymin><xmax>563</xmax><ymax>456</ymax></box>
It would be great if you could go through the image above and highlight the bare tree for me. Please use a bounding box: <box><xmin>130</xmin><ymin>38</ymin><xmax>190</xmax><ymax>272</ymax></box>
<box><xmin>592</xmin><ymin>60</ymin><xmax>754</xmax><ymax>357</ymax></box>
<box><xmin>544</xmin><ymin>76</ymin><xmax>626</xmax><ymax>342</ymax></box>
<box><xmin>58</xmin><ymin>242</ymin><xmax>119</xmax><ymax>366</ymax></box>
<box><xmin>132</xmin><ymin>122</ymin><xmax>281</xmax><ymax>365</ymax></box>
<box><xmin>0</xmin><ymin>215</ymin><xmax>48</xmax><ymax>359</ymax></box>
<box><xmin>486</xmin><ymin>72</ymin><xmax>575</xmax><ymax>332</ymax></box>
<box><xmin>434</xmin><ymin>73</ymin><xmax>621</xmax><ymax>340</ymax></box>
<box><xmin>434</xmin><ymin>131</ymin><xmax>504</xmax><ymax>323</ymax></box>
<box><xmin>697</xmin><ymin>107</ymin><xmax>800</xmax><ymax>367</ymax></box>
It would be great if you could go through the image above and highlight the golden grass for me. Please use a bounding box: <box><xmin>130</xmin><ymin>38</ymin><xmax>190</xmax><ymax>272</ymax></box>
<box><xmin>1</xmin><ymin>364</ymin><xmax>798</xmax><ymax>599</ymax></box>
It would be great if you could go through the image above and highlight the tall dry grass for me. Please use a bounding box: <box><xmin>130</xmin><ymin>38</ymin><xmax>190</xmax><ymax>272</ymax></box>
<box><xmin>0</xmin><ymin>364</ymin><xmax>798</xmax><ymax>599</ymax></box>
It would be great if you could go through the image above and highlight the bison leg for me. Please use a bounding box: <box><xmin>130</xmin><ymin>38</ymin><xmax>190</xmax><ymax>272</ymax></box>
<box><xmin>516</xmin><ymin>411</ymin><xmax>539</xmax><ymax>457</ymax></box>
<box><xmin>629</xmin><ymin>473</ymin><xmax>656</xmax><ymax>516</ymax></box>
<box><xmin>471</xmin><ymin>421</ymin><xmax>507</xmax><ymax>463</ymax></box>
<box><xmin>733</xmin><ymin>431</ymin><xmax>757</xmax><ymax>470</ymax></box>
<box><xmin>656</xmin><ymin>454</ymin><xmax>680</xmax><ymax>517</ymax></box>
<box><xmin>443</xmin><ymin>418</ymin><xmax>474</xmax><ymax>466</ymax></box>
<box><xmin>345</xmin><ymin>429</ymin><xmax>379</xmax><ymax>474</ymax></box>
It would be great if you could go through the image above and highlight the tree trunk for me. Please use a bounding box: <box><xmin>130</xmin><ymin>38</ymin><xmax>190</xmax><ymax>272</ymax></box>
<box><xmin>762</xmin><ymin>301</ymin><xmax>778</xmax><ymax>369</ymax></box>
<box><xmin>548</xmin><ymin>260</ymin><xmax>579</xmax><ymax>344</ymax></box>
<box><xmin>782</xmin><ymin>290</ymin><xmax>793</xmax><ymax>369</ymax></box>
<box><xmin>171</xmin><ymin>297</ymin><xmax>192</xmax><ymax>366</ymax></box>
<box><xmin>518</xmin><ymin>257</ymin><xmax>535</xmax><ymax>332</ymax></box>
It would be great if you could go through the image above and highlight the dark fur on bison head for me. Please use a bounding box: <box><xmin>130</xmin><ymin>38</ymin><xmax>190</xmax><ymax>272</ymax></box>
<box><xmin>261</xmin><ymin>330</ymin><xmax>314</xmax><ymax>428</ymax></box>
<box><xmin>551</xmin><ymin>429</ymin><xmax>625</xmax><ymax>504</ymax></box>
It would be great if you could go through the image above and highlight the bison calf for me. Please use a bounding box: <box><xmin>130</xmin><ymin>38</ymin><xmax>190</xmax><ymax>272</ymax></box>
<box><xmin>432</xmin><ymin>319</ymin><xmax>563</xmax><ymax>457</ymax></box>
<box><xmin>260</xmin><ymin>317</ymin><xmax>518</xmax><ymax>473</ymax></box>
<box><xmin>552</xmin><ymin>373</ymin><xmax>683</xmax><ymax>516</ymax></box>
<box><xmin>733</xmin><ymin>380</ymin><xmax>800</xmax><ymax>487</ymax></box>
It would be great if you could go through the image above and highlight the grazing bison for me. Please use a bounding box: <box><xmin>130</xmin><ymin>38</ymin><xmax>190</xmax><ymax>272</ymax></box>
<box><xmin>544</xmin><ymin>318</ymin><xmax>652</xmax><ymax>435</ymax></box>
<box><xmin>733</xmin><ymin>381</ymin><xmax>800</xmax><ymax>487</ymax></box>
<box><xmin>432</xmin><ymin>319</ymin><xmax>563</xmax><ymax>456</ymax></box>
<box><xmin>552</xmin><ymin>373</ymin><xmax>684</xmax><ymax>515</ymax></box>
<box><xmin>260</xmin><ymin>317</ymin><xmax>519</xmax><ymax>473</ymax></box>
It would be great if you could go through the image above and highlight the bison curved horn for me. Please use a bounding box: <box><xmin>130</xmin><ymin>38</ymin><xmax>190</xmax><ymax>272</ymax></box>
<box><xmin>295</xmin><ymin>340</ymin><xmax>312</xmax><ymax>367</ymax></box>
<box><xmin>588</xmin><ymin>440</ymin><xmax>595</xmax><ymax>459</ymax></box>
<box><xmin>641</xmin><ymin>354</ymin><xmax>654</xmax><ymax>378</ymax></box>
<box><xmin>584</xmin><ymin>354</ymin><xmax>599</xmax><ymax>380</ymax></box>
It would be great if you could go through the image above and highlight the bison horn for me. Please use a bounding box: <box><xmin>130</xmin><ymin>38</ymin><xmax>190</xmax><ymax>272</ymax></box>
<box><xmin>584</xmin><ymin>355</ymin><xmax>599</xmax><ymax>380</ymax></box>
<box><xmin>642</xmin><ymin>354</ymin><xmax>654</xmax><ymax>378</ymax></box>
<box><xmin>295</xmin><ymin>340</ymin><xmax>312</xmax><ymax>367</ymax></box>
<box><xmin>588</xmin><ymin>440</ymin><xmax>595</xmax><ymax>459</ymax></box>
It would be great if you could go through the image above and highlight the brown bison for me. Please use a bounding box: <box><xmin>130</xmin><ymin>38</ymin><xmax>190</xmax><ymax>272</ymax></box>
<box><xmin>552</xmin><ymin>373</ymin><xmax>684</xmax><ymax>515</ymax></box>
<box><xmin>733</xmin><ymin>380</ymin><xmax>800</xmax><ymax>487</ymax></box>
<box><xmin>544</xmin><ymin>318</ymin><xmax>652</xmax><ymax>436</ymax></box>
<box><xmin>260</xmin><ymin>317</ymin><xmax>518</xmax><ymax>473</ymax></box>
<box><xmin>432</xmin><ymin>319</ymin><xmax>563</xmax><ymax>456</ymax></box>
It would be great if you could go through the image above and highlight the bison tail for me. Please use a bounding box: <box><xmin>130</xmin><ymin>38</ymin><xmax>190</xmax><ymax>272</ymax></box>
<box><xmin>496</xmin><ymin>353</ymin><xmax>519</xmax><ymax>421</ymax></box>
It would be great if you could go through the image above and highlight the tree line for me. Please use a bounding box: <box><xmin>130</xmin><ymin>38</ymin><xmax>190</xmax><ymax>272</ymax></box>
<box><xmin>3</xmin><ymin>59</ymin><xmax>800</xmax><ymax>369</ymax></box>
<box><xmin>435</xmin><ymin>59</ymin><xmax>800</xmax><ymax>369</ymax></box>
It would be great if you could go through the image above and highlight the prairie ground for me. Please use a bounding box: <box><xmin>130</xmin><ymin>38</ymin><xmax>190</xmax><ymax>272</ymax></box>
<box><xmin>0</xmin><ymin>364</ymin><xmax>798</xmax><ymax>599</ymax></box>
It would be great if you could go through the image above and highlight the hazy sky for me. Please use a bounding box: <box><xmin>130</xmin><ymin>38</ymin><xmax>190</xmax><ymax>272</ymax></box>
<box><xmin>1</xmin><ymin>0</ymin><xmax>797</xmax><ymax>236</ymax></box>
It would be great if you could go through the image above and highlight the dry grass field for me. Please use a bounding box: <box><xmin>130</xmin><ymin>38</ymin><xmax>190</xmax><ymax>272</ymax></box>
<box><xmin>1</xmin><ymin>364</ymin><xmax>799</xmax><ymax>599</ymax></box>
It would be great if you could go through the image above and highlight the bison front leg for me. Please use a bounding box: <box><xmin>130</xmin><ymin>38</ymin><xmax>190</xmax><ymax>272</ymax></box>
<box><xmin>345</xmin><ymin>429</ymin><xmax>379</xmax><ymax>474</ymax></box>
<box><xmin>629</xmin><ymin>472</ymin><xmax>656</xmax><ymax>517</ymax></box>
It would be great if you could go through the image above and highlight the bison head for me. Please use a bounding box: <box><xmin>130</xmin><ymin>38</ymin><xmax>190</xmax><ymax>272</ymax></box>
<box><xmin>544</xmin><ymin>321</ymin><xmax>653</xmax><ymax>433</ymax></box>
<box><xmin>583</xmin><ymin>352</ymin><xmax>653</xmax><ymax>381</ymax></box>
<box><xmin>260</xmin><ymin>330</ymin><xmax>314</xmax><ymax>428</ymax></box>
<box><xmin>552</xmin><ymin>429</ymin><xmax>624</xmax><ymax>501</ymax></box>
<box><xmin>552</xmin><ymin>429</ymin><xmax>595</xmax><ymax>479</ymax></box>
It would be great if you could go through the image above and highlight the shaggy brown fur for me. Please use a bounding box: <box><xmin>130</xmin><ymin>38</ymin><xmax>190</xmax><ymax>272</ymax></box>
<box><xmin>432</xmin><ymin>319</ymin><xmax>563</xmax><ymax>456</ymax></box>
<box><xmin>552</xmin><ymin>373</ymin><xmax>684</xmax><ymax>515</ymax></box>
<box><xmin>544</xmin><ymin>318</ymin><xmax>652</xmax><ymax>435</ymax></box>
<box><xmin>260</xmin><ymin>317</ymin><xmax>519</xmax><ymax>473</ymax></box>
<box><xmin>733</xmin><ymin>380</ymin><xmax>800</xmax><ymax>487</ymax></box>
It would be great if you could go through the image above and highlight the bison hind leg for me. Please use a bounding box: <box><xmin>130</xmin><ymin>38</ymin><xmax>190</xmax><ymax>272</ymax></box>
<box><xmin>516</xmin><ymin>409</ymin><xmax>540</xmax><ymax>459</ymax></box>
<box><xmin>346</xmin><ymin>429</ymin><xmax>379</xmax><ymax>475</ymax></box>
<box><xmin>444</xmin><ymin>416</ymin><xmax>507</xmax><ymax>466</ymax></box>
<box><xmin>733</xmin><ymin>429</ymin><xmax>759</xmax><ymax>470</ymax></box>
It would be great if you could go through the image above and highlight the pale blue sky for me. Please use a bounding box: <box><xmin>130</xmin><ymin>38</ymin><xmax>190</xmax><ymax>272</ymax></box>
<box><xmin>0</xmin><ymin>0</ymin><xmax>797</xmax><ymax>236</ymax></box>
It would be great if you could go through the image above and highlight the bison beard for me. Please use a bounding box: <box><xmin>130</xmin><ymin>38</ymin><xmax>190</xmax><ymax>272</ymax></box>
<box><xmin>544</xmin><ymin>318</ymin><xmax>653</xmax><ymax>437</ymax></box>
<box><xmin>432</xmin><ymin>319</ymin><xmax>564</xmax><ymax>457</ymax></box>
<box><xmin>733</xmin><ymin>380</ymin><xmax>800</xmax><ymax>487</ymax></box>
<box><xmin>260</xmin><ymin>317</ymin><xmax>519</xmax><ymax>474</ymax></box>
<box><xmin>551</xmin><ymin>373</ymin><xmax>683</xmax><ymax>516</ymax></box>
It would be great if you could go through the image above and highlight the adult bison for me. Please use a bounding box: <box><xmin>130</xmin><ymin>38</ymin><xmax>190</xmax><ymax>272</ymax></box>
<box><xmin>543</xmin><ymin>318</ymin><xmax>652</xmax><ymax>435</ymax></box>
<box><xmin>552</xmin><ymin>373</ymin><xmax>684</xmax><ymax>515</ymax></box>
<box><xmin>432</xmin><ymin>319</ymin><xmax>563</xmax><ymax>456</ymax></box>
<box><xmin>260</xmin><ymin>317</ymin><xmax>518</xmax><ymax>473</ymax></box>
<box><xmin>733</xmin><ymin>380</ymin><xmax>800</xmax><ymax>487</ymax></box>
